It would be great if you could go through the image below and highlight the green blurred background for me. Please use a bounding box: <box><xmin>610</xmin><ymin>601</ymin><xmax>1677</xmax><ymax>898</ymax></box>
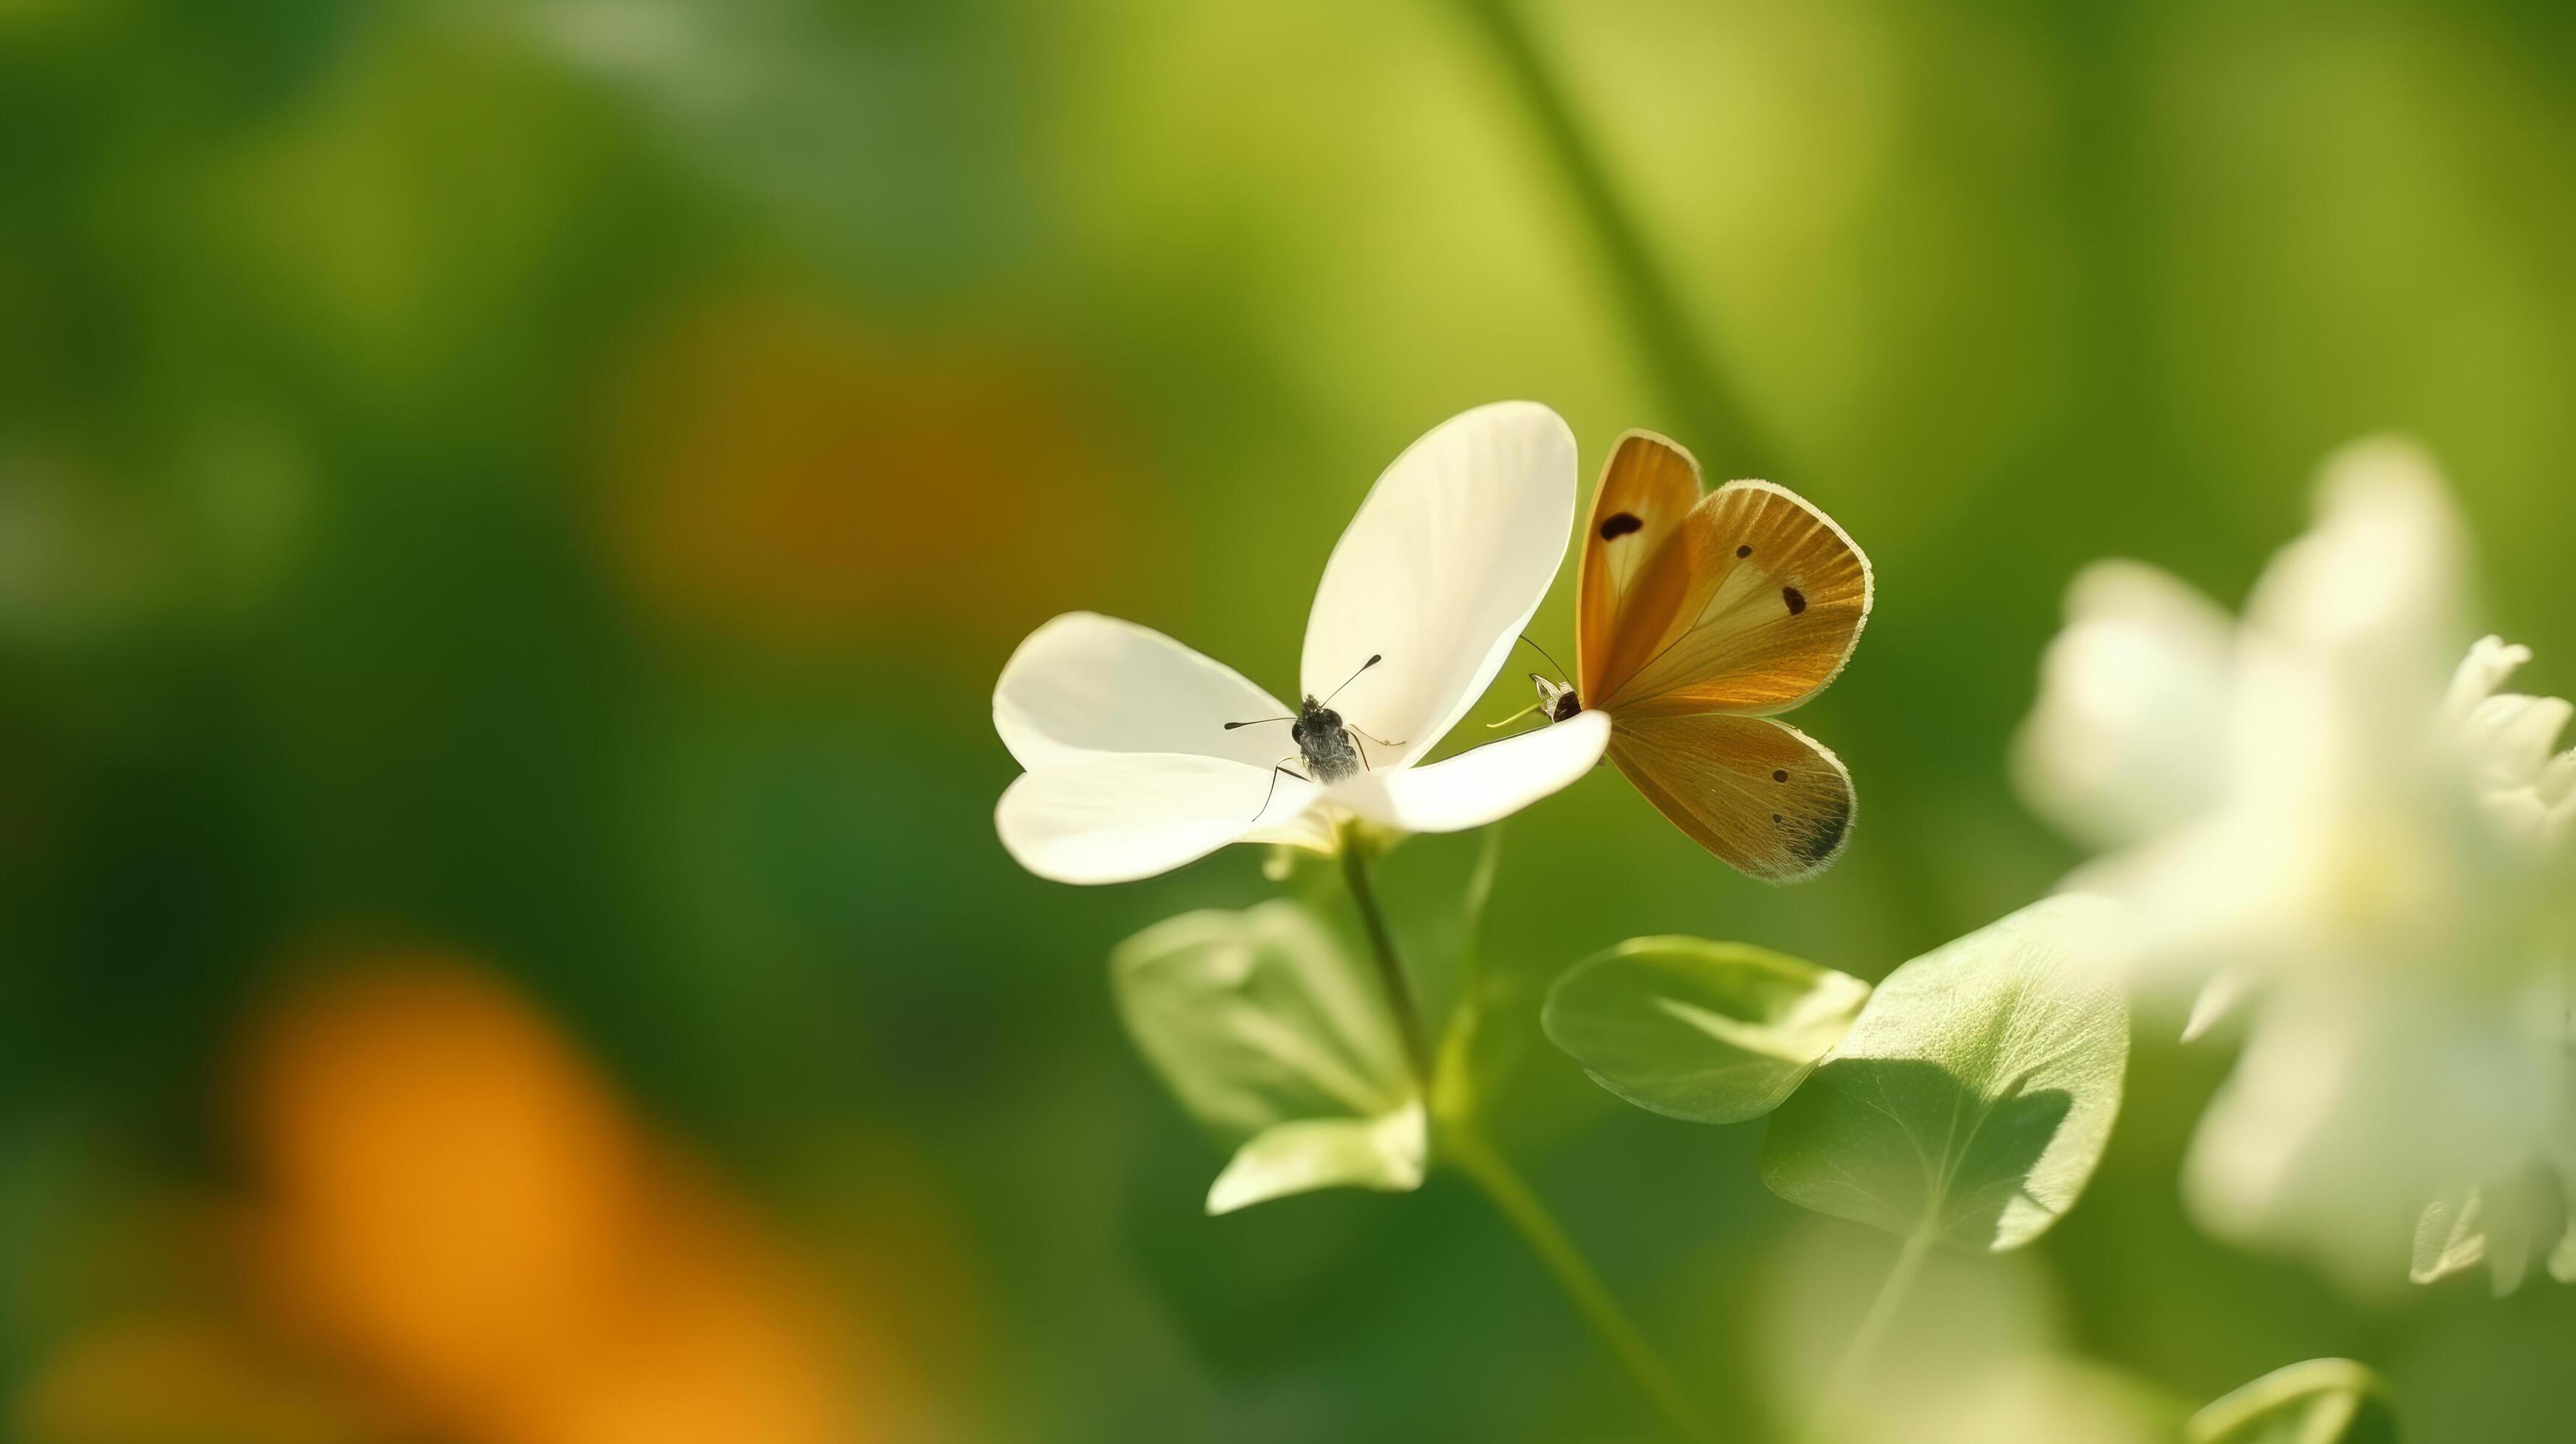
<box><xmin>4</xmin><ymin>1</ymin><xmax>2572</xmax><ymax>1439</ymax></box>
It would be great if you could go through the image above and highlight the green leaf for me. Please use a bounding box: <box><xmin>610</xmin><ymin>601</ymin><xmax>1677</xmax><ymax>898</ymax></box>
<box><xmin>2187</xmin><ymin>1358</ymin><xmax>2398</xmax><ymax>1444</ymax></box>
<box><xmin>1207</xmin><ymin>1106</ymin><xmax>1427</xmax><ymax>1215</ymax></box>
<box><xmin>1111</xmin><ymin>900</ymin><xmax>1420</xmax><ymax>1215</ymax></box>
<box><xmin>1759</xmin><ymin>895</ymin><xmax>2130</xmax><ymax>1252</ymax></box>
<box><xmin>1542</xmin><ymin>937</ymin><xmax>1870</xmax><ymax>1124</ymax></box>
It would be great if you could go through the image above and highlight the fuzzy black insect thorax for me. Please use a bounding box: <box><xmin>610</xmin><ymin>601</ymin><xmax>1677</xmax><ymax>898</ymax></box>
<box><xmin>1291</xmin><ymin>695</ymin><xmax>1361</xmax><ymax>784</ymax></box>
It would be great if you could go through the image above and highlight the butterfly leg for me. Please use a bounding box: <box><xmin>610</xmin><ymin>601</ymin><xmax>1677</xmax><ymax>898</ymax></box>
<box><xmin>1250</xmin><ymin>756</ymin><xmax>1312</xmax><ymax>824</ymax></box>
<box><xmin>1349</xmin><ymin>726</ymin><xmax>1405</xmax><ymax>772</ymax></box>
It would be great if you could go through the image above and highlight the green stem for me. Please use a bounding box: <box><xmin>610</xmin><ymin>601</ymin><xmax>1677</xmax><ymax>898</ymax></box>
<box><xmin>1810</xmin><ymin>1229</ymin><xmax>1935</xmax><ymax>1440</ymax></box>
<box><xmin>1450</xmin><ymin>1129</ymin><xmax>1719</xmax><ymax>1443</ymax></box>
<box><xmin>1339</xmin><ymin>830</ymin><xmax>1702</xmax><ymax>1438</ymax></box>
<box><xmin>1339</xmin><ymin>840</ymin><xmax>1436</xmax><ymax>1090</ymax></box>
<box><xmin>1450</xmin><ymin>0</ymin><xmax>1773</xmax><ymax>474</ymax></box>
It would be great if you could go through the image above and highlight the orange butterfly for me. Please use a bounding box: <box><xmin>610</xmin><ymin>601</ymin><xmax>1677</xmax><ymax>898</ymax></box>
<box><xmin>1518</xmin><ymin>431</ymin><xmax>1873</xmax><ymax>881</ymax></box>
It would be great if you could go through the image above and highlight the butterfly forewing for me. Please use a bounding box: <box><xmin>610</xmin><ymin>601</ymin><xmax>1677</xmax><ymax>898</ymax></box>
<box><xmin>1597</xmin><ymin>480</ymin><xmax>1871</xmax><ymax>717</ymax></box>
<box><xmin>1607</xmin><ymin>714</ymin><xmax>1856</xmax><ymax>882</ymax></box>
<box><xmin>1576</xmin><ymin>430</ymin><xmax>1704</xmax><ymax>701</ymax></box>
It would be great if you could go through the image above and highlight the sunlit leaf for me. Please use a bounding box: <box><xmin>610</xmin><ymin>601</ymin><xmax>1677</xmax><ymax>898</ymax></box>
<box><xmin>1206</xmin><ymin>1104</ymin><xmax>1427</xmax><ymax>1215</ymax></box>
<box><xmin>1760</xmin><ymin>896</ymin><xmax>2130</xmax><ymax>1252</ymax></box>
<box><xmin>1542</xmin><ymin>937</ymin><xmax>1869</xmax><ymax>1124</ymax></box>
<box><xmin>2187</xmin><ymin>1358</ymin><xmax>2397</xmax><ymax>1444</ymax></box>
<box><xmin>1111</xmin><ymin>901</ymin><xmax>1419</xmax><ymax>1215</ymax></box>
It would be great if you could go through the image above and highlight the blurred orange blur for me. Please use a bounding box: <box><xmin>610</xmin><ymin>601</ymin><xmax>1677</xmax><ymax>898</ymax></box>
<box><xmin>591</xmin><ymin>289</ymin><xmax>1142</xmax><ymax>668</ymax></box>
<box><xmin>19</xmin><ymin>955</ymin><xmax>924</xmax><ymax>1444</ymax></box>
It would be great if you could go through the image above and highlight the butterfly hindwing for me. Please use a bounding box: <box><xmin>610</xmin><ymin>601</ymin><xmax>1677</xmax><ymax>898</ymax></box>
<box><xmin>1596</xmin><ymin>478</ymin><xmax>1872</xmax><ymax>718</ymax></box>
<box><xmin>1606</xmin><ymin>713</ymin><xmax>1855</xmax><ymax>882</ymax></box>
<box><xmin>1576</xmin><ymin>430</ymin><xmax>1704</xmax><ymax>702</ymax></box>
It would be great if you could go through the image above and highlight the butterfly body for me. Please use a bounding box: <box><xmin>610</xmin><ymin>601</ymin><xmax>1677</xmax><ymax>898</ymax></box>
<box><xmin>1290</xmin><ymin>695</ymin><xmax>1363</xmax><ymax>785</ymax></box>
<box><xmin>1529</xmin><ymin>673</ymin><xmax>1583</xmax><ymax>723</ymax></box>
<box><xmin>1223</xmin><ymin>653</ymin><xmax>1403</xmax><ymax>812</ymax></box>
<box><xmin>1548</xmin><ymin>431</ymin><xmax>1873</xmax><ymax>881</ymax></box>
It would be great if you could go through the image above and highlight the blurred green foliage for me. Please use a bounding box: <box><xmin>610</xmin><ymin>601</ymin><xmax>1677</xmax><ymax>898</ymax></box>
<box><xmin>4</xmin><ymin>0</ymin><xmax>2575</xmax><ymax>1440</ymax></box>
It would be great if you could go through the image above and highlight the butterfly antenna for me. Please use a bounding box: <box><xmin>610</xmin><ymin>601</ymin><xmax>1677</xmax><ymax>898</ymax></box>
<box><xmin>1516</xmin><ymin>633</ymin><xmax>1568</xmax><ymax>680</ymax></box>
<box><xmin>1223</xmin><ymin>716</ymin><xmax>1296</xmax><ymax>730</ymax></box>
<box><xmin>1322</xmin><ymin>653</ymin><xmax>1382</xmax><ymax>704</ymax></box>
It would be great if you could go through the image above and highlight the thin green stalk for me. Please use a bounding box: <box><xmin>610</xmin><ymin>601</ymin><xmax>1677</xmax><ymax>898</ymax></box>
<box><xmin>1339</xmin><ymin>830</ymin><xmax>1707</xmax><ymax>1439</ymax></box>
<box><xmin>1449</xmin><ymin>1128</ymin><xmax>1719</xmax><ymax>1444</ymax></box>
<box><xmin>1450</xmin><ymin>0</ymin><xmax>1772</xmax><ymax>475</ymax></box>
<box><xmin>1339</xmin><ymin>840</ymin><xmax>1436</xmax><ymax>1089</ymax></box>
<box><xmin>1809</xmin><ymin>1228</ymin><xmax>1935</xmax><ymax>1440</ymax></box>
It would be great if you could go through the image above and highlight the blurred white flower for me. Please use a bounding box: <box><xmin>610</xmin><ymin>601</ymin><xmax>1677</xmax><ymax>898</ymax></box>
<box><xmin>994</xmin><ymin>402</ymin><xmax>1609</xmax><ymax>884</ymax></box>
<box><xmin>2015</xmin><ymin>438</ymin><xmax>2576</xmax><ymax>1290</ymax></box>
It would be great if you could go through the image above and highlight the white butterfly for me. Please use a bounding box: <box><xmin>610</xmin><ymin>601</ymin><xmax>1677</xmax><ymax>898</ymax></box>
<box><xmin>994</xmin><ymin>402</ymin><xmax>1612</xmax><ymax>884</ymax></box>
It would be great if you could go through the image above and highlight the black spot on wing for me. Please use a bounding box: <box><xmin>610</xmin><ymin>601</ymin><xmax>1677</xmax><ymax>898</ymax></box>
<box><xmin>1772</xmin><ymin>769</ymin><xmax>1788</xmax><ymax>782</ymax></box>
<box><xmin>1598</xmin><ymin>512</ymin><xmax>1644</xmax><ymax>541</ymax></box>
<box><xmin>1782</xmin><ymin>586</ymin><xmax>1807</xmax><ymax>616</ymax></box>
<box><xmin>1736</xmin><ymin>544</ymin><xmax>1752</xmax><ymax>558</ymax></box>
<box><xmin>1789</xmin><ymin>789</ymin><xmax>1853</xmax><ymax>866</ymax></box>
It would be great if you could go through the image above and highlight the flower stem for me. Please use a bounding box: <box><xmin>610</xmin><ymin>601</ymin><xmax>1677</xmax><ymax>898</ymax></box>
<box><xmin>1448</xmin><ymin>1128</ymin><xmax>1719</xmax><ymax>1443</ymax></box>
<box><xmin>1337</xmin><ymin>832</ymin><xmax>1704</xmax><ymax>1437</ymax></box>
<box><xmin>1338</xmin><ymin>840</ymin><xmax>1436</xmax><ymax>1090</ymax></box>
<box><xmin>1449</xmin><ymin>0</ymin><xmax>1772</xmax><ymax>474</ymax></box>
<box><xmin>1810</xmin><ymin>1228</ymin><xmax>1935</xmax><ymax>1440</ymax></box>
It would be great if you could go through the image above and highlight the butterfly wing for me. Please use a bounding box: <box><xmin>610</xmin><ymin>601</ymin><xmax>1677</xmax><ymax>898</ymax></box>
<box><xmin>1607</xmin><ymin>713</ymin><xmax>1856</xmax><ymax>882</ymax></box>
<box><xmin>1574</xmin><ymin>433</ymin><xmax>1871</xmax><ymax>880</ymax></box>
<box><xmin>1576</xmin><ymin>430</ymin><xmax>1705</xmax><ymax>702</ymax></box>
<box><xmin>1593</xmin><ymin>472</ymin><xmax>1873</xmax><ymax>718</ymax></box>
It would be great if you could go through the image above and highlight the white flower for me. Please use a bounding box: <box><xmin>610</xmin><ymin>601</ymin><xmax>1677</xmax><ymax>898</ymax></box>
<box><xmin>993</xmin><ymin>402</ymin><xmax>1611</xmax><ymax>884</ymax></box>
<box><xmin>2014</xmin><ymin>437</ymin><xmax>2576</xmax><ymax>1289</ymax></box>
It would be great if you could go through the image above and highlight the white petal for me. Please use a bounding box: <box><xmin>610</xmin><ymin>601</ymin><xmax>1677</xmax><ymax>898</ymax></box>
<box><xmin>2480</xmin><ymin>789</ymin><xmax>2560</xmax><ymax>852</ymax></box>
<box><xmin>997</xmin><ymin>752</ymin><xmax>1316</xmax><ymax>885</ymax></box>
<box><xmin>1300</xmin><ymin>402</ymin><xmax>1576</xmax><ymax>768</ymax></box>
<box><xmin>1336</xmin><ymin>710</ymin><xmax>1609</xmax><ymax>833</ymax></box>
<box><xmin>2435</xmin><ymin>637</ymin><xmax>2576</xmax><ymax>849</ymax></box>
<box><xmin>2243</xmin><ymin>436</ymin><xmax>2467</xmax><ymax>712</ymax></box>
<box><xmin>2461</xmin><ymin>693</ymin><xmax>2573</xmax><ymax>793</ymax></box>
<box><xmin>2539</xmin><ymin>750</ymin><xmax>2576</xmax><ymax>809</ymax></box>
<box><xmin>2063</xmin><ymin>802</ymin><xmax>2337</xmax><ymax>993</ymax></box>
<box><xmin>2183</xmin><ymin>978</ymin><xmax>2555</xmax><ymax>1291</ymax></box>
<box><xmin>995</xmin><ymin>612</ymin><xmax>1294</xmax><ymax>771</ymax></box>
<box><xmin>1243</xmin><ymin>806</ymin><xmax>1338</xmax><ymax>854</ymax></box>
<box><xmin>2014</xmin><ymin>560</ymin><xmax>2236</xmax><ymax>850</ymax></box>
<box><xmin>2180</xmin><ymin>967</ymin><xmax>2253</xmax><ymax>1043</ymax></box>
<box><xmin>2442</xmin><ymin>634</ymin><xmax>2533</xmax><ymax>723</ymax></box>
